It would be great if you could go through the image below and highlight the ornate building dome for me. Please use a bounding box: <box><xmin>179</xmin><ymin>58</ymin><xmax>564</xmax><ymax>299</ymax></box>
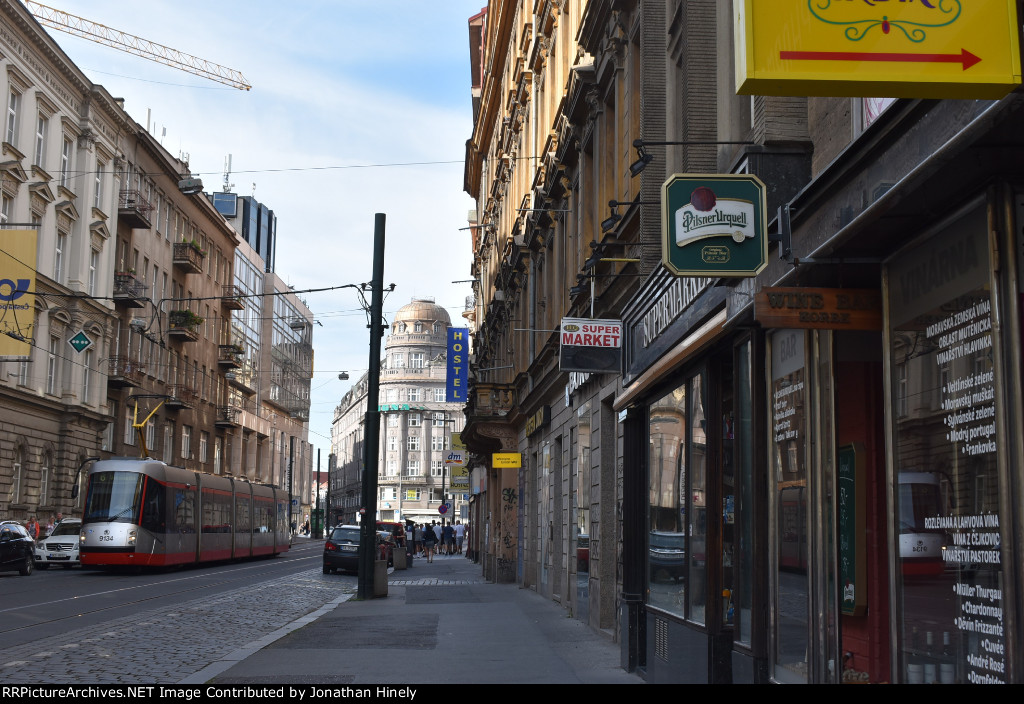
<box><xmin>390</xmin><ymin>297</ymin><xmax>451</xmax><ymax>336</ymax></box>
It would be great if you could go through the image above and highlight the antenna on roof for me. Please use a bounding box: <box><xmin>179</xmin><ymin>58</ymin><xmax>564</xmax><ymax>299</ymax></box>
<box><xmin>223</xmin><ymin>154</ymin><xmax>235</xmax><ymax>193</ymax></box>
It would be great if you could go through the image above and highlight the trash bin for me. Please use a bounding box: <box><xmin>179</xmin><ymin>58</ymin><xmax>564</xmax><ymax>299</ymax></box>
<box><xmin>374</xmin><ymin>559</ymin><xmax>388</xmax><ymax>597</ymax></box>
<box><xmin>393</xmin><ymin>547</ymin><xmax>407</xmax><ymax>570</ymax></box>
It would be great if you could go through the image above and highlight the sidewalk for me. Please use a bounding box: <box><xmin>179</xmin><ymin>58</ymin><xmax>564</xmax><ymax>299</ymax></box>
<box><xmin>188</xmin><ymin>551</ymin><xmax>642</xmax><ymax>685</ymax></box>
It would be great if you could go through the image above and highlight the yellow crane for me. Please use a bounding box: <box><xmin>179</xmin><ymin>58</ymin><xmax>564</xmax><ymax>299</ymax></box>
<box><xmin>23</xmin><ymin>1</ymin><xmax>251</xmax><ymax>91</ymax></box>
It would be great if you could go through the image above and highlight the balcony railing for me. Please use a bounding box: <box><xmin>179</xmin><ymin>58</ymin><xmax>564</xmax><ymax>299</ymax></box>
<box><xmin>108</xmin><ymin>356</ymin><xmax>145</xmax><ymax>388</ymax></box>
<box><xmin>167</xmin><ymin>310</ymin><xmax>201</xmax><ymax>341</ymax></box>
<box><xmin>221</xmin><ymin>285</ymin><xmax>245</xmax><ymax>311</ymax></box>
<box><xmin>118</xmin><ymin>189</ymin><xmax>153</xmax><ymax>229</ymax></box>
<box><xmin>218</xmin><ymin>344</ymin><xmax>243</xmax><ymax>368</ymax></box>
<box><xmin>172</xmin><ymin>242</ymin><xmax>205</xmax><ymax>274</ymax></box>
<box><xmin>113</xmin><ymin>272</ymin><xmax>148</xmax><ymax>308</ymax></box>
<box><xmin>215</xmin><ymin>405</ymin><xmax>241</xmax><ymax>428</ymax></box>
<box><xmin>165</xmin><ymin>383</ymin><xmax>198</xmax><ymax>410</ymax></box>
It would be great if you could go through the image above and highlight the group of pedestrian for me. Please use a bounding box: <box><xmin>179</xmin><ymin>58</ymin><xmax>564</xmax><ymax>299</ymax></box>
<box><xmin>22</xmin><ymin>512</ymin><xmax>64</xmax><ymax>540</ymax></box>
<box><xmin>412</xmin><ymin>520</ymin><xmax>466</xmax><ymax>562</ymax></box>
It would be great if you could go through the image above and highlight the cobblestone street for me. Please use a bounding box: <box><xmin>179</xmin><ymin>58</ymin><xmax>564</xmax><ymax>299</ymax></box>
<box><xmin>0</xmin><ymin>568</ymin><xmax>352</xmax><ymax>685</ymax></box>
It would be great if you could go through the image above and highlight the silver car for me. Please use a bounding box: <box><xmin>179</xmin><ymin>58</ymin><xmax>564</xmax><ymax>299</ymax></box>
<box><xmin>34</xmin><ymin>519</ymin><xmax>81</xmax><ymax>569</ymax></box>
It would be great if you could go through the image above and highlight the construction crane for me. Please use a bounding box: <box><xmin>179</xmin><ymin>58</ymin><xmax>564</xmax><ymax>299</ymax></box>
<box><xmin>23</xmin><ymin>1</ymin><xmax>251</xmax><ymax>91</ymax></box>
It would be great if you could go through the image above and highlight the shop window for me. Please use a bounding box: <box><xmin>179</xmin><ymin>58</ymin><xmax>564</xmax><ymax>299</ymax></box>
<box><xmin>647</xmin><ymin>372</ymin><xmax>707</xmax><ymax>627</ymax></box>
<box><xmin>887</xmin><ymin>204</ymin><xmax>1004</xmax><ymax>684</ymax></box>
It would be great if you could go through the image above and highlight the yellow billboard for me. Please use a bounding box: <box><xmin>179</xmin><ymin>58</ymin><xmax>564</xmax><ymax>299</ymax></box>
<box><xmin>736</xmin><ymin>0</ymin><xmax>1021</xmax><ymax>98</ymax></box>
<box><xmin>492</xmin><ymin>453</ymin><xmax>522</xmax><ymax>469</ymax></box>
<box><xmin>0</xmin><ymin>229</ymin><xmax>37</xmax><ymax>359</ymax></box>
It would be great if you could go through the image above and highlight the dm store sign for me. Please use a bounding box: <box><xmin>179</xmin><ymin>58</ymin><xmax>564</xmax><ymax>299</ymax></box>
<box><xmin>661</xmin><ymin>174</ymin><xmax>767</xmax><ymax>277</ymax></box>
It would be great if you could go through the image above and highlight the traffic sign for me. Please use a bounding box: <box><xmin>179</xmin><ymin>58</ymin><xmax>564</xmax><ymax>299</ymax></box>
<box><xmin>736</xmin><ymin>0</ymin><xmax>1022</xmax><ymax>99</ymax></box>
<box><xmin>68</xmin><ymin>330</ymin><xmax>93</xmax><ymax>354</ymax></box>
<box><xmin>438</xmin><ymin>503</ymin><xmax>449</xmax><ymax>515</ymax></box>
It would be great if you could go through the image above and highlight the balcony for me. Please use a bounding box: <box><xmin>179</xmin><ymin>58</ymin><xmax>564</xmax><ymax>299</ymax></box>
<box><xmin>118</xmin><ymin>189</ymin><xmax>153</xmax><ymax>229</ymax></box>
<box><xmin>108</xmin><ymin>356</ymin><xmax>145</xmax><ymax>388</ymax></box>
<box><xmin>215</xmin><ymin>405</ymin><xmax>241</xmax><ymax>428</ymax></box>
<box><xmin>469</xmin><ymin>382</ymin><xmax>516</xmax><ymax>418</ymax></box>
<box><xmin>113</xmin><ymin>272</ymin><xmax>148</xmax><ymax>308</ymax></box>
<box><xmin>218</xmin><ymin>344</ymin><xmax>243</xmax><ymax>368</ymax></box>
<box><xmin>226</xmin><ymin>363</ymin><xmax>257</xmax><ymax>395</ymax></box>
<box><xmin>167</xmin><ymin>310</ymin><xmax>202</xmax><ymax>341</ymax></box>
<box><xmin>221</xmin><ymin>285</ymin><xmax>245</xmax><ymax>311</ymax></box>
<box><xmin>173</xmin><ymin>242</ymin><xmax>205</xmax><ymax>274</ymax></box>
<box><xmin>165</xmin><ymin>383</ymin><xmax>198</xmax><ymax>410</ymax></box>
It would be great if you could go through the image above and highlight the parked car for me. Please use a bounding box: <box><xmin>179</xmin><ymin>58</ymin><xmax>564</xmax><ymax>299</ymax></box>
<box><xmin>0</xmin><ymin>521</ymin><xmax>36</xmax><ymax>576</ymax></box>
<box><xmin>34</xmin><ymin>518</ymin><xmax>82</xmax><ymax>569</ymax></box>
<box><xmin>323</xmin><ymin>525</ymin><xmax>361</xmax><ymax>574</ymax></box>
<box><xmin>649</xmin><ymin>530</ymin><xmax>686</xmax><ymax>583</ymax></box>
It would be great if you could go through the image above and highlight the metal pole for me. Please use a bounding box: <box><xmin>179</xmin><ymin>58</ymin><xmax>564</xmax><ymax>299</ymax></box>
<box><xmin>288</xmin><ymin>436</ymin><xmax>295</xmax><ymax>537</ymax></box>
<box><xmin>315</xmin><ymin>448</ymin><xmax>322</xmax><ymax>539</ymax></box>
<box><xmin>358</xmin><ymin>214</ymin><xmax>386</xmax><ymax>599</ymax></box>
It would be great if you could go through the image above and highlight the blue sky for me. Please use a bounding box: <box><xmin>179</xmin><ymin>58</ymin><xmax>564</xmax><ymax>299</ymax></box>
<box><xmin>42</xmin><ymin>0</ymin><xmax>482</xmax><ymax>453</ymax></box>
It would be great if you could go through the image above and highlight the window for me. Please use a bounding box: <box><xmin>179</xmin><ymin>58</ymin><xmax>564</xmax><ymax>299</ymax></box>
<box><xmin>414</xmin><ymin>322</ymin><xmax>423</xmax><ymax>333</ymax></box>
<box><xmin>431</xmin><ymin>435</ymin><xmax>446</xmax><ymax>451</ymax></box>
<box><xmin>54</xmin><ymin>232</ymin><xmax>66</xmax><ymax>284</ymax></box>
<box><xmin>82</xmin><ymin>349</ymin><xmax>93</xmax><ymax>404</ymax></box>
<box><xmin>94</xmin><ymin>161</ymin><xmax>104</xmax><ymax>208</ymax></box>
<box><xmin>17</xmin><ymin>359</ymin><xmax>28</xmax><ymax>386</ymax></box>
<box><xmin>405</xmin><ymin>459</ymin><xmax>420</xmax><ymax>476</ymax></box>
<box><xmin>411</xmin><ymin>352</ymin><xmax>424</xmax><ymax>368</ymax></box>
<box><xmin>200</xmin><ymin>431</ymin><xmax>209</xmax><ymax>463</ymax></box>
<box><xmin>163</xmin><ymin>424</ymin><xmax>173</xmax><ymax>464</ymax></box>
<box><xmin>388</xmin><ymin>435</ymin><xmax>397</xmax><ymax>451</ymax></box>
<box><xmin>387</xmin><ymin>414</ymin><xmax>399</xmax><ymax>427</ymax></box>
<box><xmin>124</xmin><ymin>410</ymin><xmax>136</xmax><ymax>446</ymax></box>
<box><xmin>431</xmin><ymin>460</ymin><xmax>445</xmax><ymax>477</ymax></box>
<box><xmin>46</xmin><ymin>335</ymin><xmax>59</xmax><ymax>395</ymax></box>
<box><xmin>145</xmin><ymin>421</ymin><xmax>156</xmax><ymax>453</ymax></box>
<box><xmin>6</xmin><ymin>90</ymin><xmax>19</xmax><ymax>144</ymax></box>
<box><xmin>9</xmin><ymin>451</ymin><xmax>21</xmax><ymax>503</ymax></box>
<box><xmin>392</xmin><ymin>352</ymin><xmax>404</xmax><ymax>368</ymax></box>
<box><xmin>433</xmin><ymin>412</ymin><xmax>446</xmax><ymax>427</ymax></box>
<box><xmin>408</xmin><ymin>388</ymin><xmax>422</xmax><ymax>402</ymax></box>
<box><xmin>182</xmin><ymin>425</ymin><xmax>192</xmax><ymax>459</ymax></box>
<box><xmin>33</xmin><ymin>114</ymin><xmax>47</xmax><ymax>166</ymax></box>
<box><xmin>59</xmin><ymin>136</ymin><xmax>72</xmax><ymax>188</ymax></box>
<box><xmin>88</xmin><ymin>250</ymin><xmax>98</xmax><ymax>296</ymax></box>
<box><xmin>39</xmin><ymin>460</ymin><xmax>49</xmax><ymax>506</ymax></box>
<box><xmin>386</xmin><ymin>460</ymin><xmax>397</xmax><ymax>476</ymax></box>
<box><xmin>434</xmin><ymin>388</ymin><xmax>446</xmax><ymax>402</ymax></box>
<box><xmin>0</xmin><ymin>194</ymin><xmax>10</xmax><ymax>224</ymax></box>
<box><xmin>408</xmin><ymin>412</ymin><xmax>421</xmax><ymax>427</ymax></box>
<box><xmin>407</xmin><ymin>436</ymin><xmax>420</xmax><ymax>452</ymax></box>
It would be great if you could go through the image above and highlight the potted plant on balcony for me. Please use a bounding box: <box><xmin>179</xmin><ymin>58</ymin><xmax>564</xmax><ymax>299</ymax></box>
<box><xmin>169</xmin><ymin>309</ymin><xmax>204</xmax><ymax>329</ymax></box>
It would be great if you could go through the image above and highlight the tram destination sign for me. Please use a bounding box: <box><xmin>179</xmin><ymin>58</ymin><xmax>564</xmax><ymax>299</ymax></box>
<box><xmin>662</xmin><ymin>174</ymin><xmax>768</xmax><ymax>277</ymax></box>
<box><xmin>735</xmin><ymin>0</ymin><xmax>1022</xmax><ymax>99</ymax></box>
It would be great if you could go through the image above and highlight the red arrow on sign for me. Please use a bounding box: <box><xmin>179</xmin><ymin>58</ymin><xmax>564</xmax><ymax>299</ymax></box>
<box><xmin>780</xmin><ymin>49</ymin><xmax>981</xmax><ymax>71</ymax></box>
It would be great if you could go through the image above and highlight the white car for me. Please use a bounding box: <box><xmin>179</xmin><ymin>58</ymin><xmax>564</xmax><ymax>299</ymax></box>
<box><xmin>34</xmin><ymin>519</ymin><xmax>81</xmax><ymax>569</ymax></box>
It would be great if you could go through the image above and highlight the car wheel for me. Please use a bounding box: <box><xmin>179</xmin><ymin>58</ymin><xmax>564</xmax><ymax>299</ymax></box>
<box><xmin>20</xmin><ymin>555</ymin><xmax>33</xmax><ymax>576</ymax></box>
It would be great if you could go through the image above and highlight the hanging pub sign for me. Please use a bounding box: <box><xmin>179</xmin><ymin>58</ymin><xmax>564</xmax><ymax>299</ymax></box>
<box><xmin>662</xmin><ymin>174</ymin><xmax>768</xmax><ymax>277</ymax></box>
<box><xmin>755</xmin><ymin>287</ymin><xmax>883</xmax><ymax>330</ymax></box>
<box><xmin>735</xmin><ymin>0</ymin><xmax>1022</xmax><ymax>99</ymax></box>
<box><xmin>559</xmin><ymin>318</ymin><xmax>622</xmax><ymax>373</ymax></box>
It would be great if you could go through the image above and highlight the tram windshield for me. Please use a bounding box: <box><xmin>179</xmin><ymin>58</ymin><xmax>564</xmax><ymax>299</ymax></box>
<box><xmin>83</xmin><ymin>471</ymin><xmax>144</xmax><ymax>524</ymax></box>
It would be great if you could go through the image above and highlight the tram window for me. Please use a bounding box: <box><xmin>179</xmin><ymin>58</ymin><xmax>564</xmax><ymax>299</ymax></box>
<box><xmin>140</xmin><ymin>477</ymin><xmax>165</xmax><ymax>533</ymax></box>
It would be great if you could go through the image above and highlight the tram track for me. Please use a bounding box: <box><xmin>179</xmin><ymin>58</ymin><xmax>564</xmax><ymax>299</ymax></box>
<box><xmin>0</xmin><ymin>540</ymin><xmax>325</xmax><ymax>639</ymax></box>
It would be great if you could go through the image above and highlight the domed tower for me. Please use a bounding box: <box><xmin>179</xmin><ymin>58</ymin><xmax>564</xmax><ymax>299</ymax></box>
<box><xmin>377</xmin><ymin>298</ymin><xmax>465</xmax><ymax>525</ymax></box>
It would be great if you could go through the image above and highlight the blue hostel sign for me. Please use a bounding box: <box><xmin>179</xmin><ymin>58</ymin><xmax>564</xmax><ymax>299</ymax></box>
<box><xmin>446</xmin><ymin>327</ymin><xmax>469</xmax><ymax>402</ymax></box>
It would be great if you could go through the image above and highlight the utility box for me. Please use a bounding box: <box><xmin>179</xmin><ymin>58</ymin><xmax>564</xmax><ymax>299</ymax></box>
<box><xmin>393</xmin><ymin>548</ymin><xmax>407</xmax><ymax>570</ymax></box>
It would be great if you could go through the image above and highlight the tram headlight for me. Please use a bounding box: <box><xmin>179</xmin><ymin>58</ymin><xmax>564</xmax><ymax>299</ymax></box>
<box><xmin>127</xmin><ymin>529</ymin><xmax>138</xmax><ymax>546</ymax></box>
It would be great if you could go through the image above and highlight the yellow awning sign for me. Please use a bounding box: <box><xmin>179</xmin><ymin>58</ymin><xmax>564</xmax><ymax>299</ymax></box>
<box><xmin>736</xmin><ymin>0</ymin><xmax>1022</xmax><ymax>99</ymax></box>
<box><xmin>0</xmin><ymin>229</ymin><xmax>37</xmax><ymax>359</ymax></box>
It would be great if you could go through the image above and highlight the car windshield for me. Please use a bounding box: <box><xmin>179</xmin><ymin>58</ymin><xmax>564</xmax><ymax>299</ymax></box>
<box><xmin>331</xmin><ymin>528</ymin><xmax>360</xmax><ymax>542</ymax></box>
<box><xmin>50</xmin><ymin>523</ymin><xmax>80</xmax><ymax>537</ymax></box>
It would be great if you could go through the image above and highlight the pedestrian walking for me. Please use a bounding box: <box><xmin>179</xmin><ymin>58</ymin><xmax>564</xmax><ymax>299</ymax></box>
<box><xmin>25</xmin><ymin>516</ymin><xmax>39</xmax><ymax>539</ymax></box>
<box><xmin>422</xmin><ymin>523</ymin><xmax>436</xmax><ymax>562</ymax></box>
<box><xmin>455</xmin><ymin>521</ymin><xmax>465</xmax><ymax>554</ymax></box>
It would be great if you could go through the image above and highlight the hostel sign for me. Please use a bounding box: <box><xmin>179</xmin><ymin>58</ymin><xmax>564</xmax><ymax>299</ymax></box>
<box><xmin>662</xmin><ymin>174</ymin><xmax>768</xmax><ymax>277</ymax></box>
<box><xmin>735</xmin><ymin>0</ymin><xmax>1022</xmax><ymax>99</ymax></box>
<box><xmin>446</xmin><ymin>327</ymin><xmax>469</xmax><ymax>403</ymax></box>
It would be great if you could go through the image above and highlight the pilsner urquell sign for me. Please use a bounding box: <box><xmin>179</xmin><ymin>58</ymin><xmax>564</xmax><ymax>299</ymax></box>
<box><xmin>661</xmin><ymin>174</ymin><xmax>768</xmax><ymax>277</ymax></box>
